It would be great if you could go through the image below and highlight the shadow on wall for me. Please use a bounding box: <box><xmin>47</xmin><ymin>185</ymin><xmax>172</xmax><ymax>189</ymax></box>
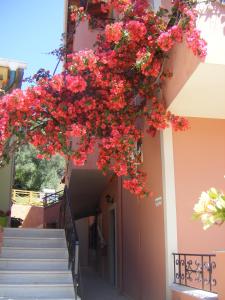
<box><xmin>11</xmin><ymin>204</ymin><xmax>44</xmax><ymax>228</ymax></box>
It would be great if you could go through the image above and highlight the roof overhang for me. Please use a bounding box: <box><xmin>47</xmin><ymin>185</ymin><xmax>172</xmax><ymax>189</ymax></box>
<box><xmin>68</xmin><ymin>169</ymin><xmax>111</xmax><ymax>219</ymax></box>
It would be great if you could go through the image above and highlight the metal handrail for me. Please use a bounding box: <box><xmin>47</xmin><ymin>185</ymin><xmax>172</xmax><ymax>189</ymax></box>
<box><xmin>43</xmin><ymin>190</ymin><xmax>64</xmax><ymax>207</ymax></box>
<box><xmin>59</xmin><ymin>187</ymin><xmax>80</xmax><ymax>299</ymax></box>
<box><xmin>173</xmin><ymin>253</ymin><xmax>217</xmax><ymax>293</ymax></box>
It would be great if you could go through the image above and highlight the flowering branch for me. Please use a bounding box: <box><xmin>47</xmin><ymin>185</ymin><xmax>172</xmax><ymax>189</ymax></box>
<box><xmin>0</xmin><ymin>0</ymin><xmax>207</xmax><ymax>196</ymax></box>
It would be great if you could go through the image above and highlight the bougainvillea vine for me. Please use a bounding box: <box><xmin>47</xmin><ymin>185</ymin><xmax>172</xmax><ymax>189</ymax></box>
<box><xmin>0</xmin><ymin>0</ymin><xmax>207</xmax><ymax>197</ymax></box>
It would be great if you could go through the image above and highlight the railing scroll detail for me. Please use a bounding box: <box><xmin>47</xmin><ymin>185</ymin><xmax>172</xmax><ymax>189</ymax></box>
<box><xmin>173</xmin><ymin>253</ymin><xmax>217</xmax><ymax>293</ymax></box>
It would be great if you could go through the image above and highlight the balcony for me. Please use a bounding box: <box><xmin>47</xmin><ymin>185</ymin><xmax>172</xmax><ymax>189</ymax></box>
<box><xmin>163</xmin><ymin>2</ymin><xmax>225</xmax><ymax>119</ymax></box>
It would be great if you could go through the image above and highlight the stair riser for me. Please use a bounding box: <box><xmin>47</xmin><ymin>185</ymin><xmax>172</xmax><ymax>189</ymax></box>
<box><xmin>0</xmin><ymin>260</ymin><xmax>68</xmax><ymax>270</ymax></box>
<box><xmin>3</xmin><ymin>228</ymin><xmax>65</xmax><ymax>238</ymax></box>
<box><xmin>3</xmin><ymin>238</ymin><xmax>66</xmax><ymax>248</ymax></box>
<box><xmin>0</xmin><ymin>248</ymin><xmax>68</xmax><ymax>259</ymax></box>
<box><xmin>0</xmin><ymin>286</ymin><xmax>75</xmax><ymax>298</ymax></box>
<box><xmin>0</xmin><ymin>273</ymin><xmax>73</xmax><ymax>284</ymax></box>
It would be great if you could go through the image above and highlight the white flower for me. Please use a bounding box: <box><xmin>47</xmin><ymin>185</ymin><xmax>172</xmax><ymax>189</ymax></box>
<box><xmin>193</xmin><ymin>187</ymin><xmax>225</xmax><ymax>230</ymax></box>
<box><xmin>200</xmin><ymin>191</ymin><xmax>210</xmax><ymax>202</ymax></box>
<box><xmin>216</xmin><ymin>195</ymin><xmax>225</xmax><ymax>209</ymax></box>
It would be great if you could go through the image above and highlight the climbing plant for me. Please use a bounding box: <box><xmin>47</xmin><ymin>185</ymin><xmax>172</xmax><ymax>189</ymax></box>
<box><xmin>0</xmin><ymin>0</ymin><xmax>207</xmax><ymax>196</ymax></box>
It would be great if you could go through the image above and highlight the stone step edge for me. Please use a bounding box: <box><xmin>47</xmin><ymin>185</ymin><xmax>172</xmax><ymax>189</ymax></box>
<box><xmin>0</xmin><ymin>283</ymin><xmax>74</xmax><ymax>288</ymax></box>
<box><xmin>1</xmin><ymin>247</ymin><xmax>68</xmax><ymax>251</ymax></box>
<box><xmin>0</xmin><ymin>258</ymin><xmax>68</xmax><ymax>261</ymax></box>
<box><xmin>3</xmin><ymin>237</ymin><xmax>65</xmax><ymax>240</ymax></box>
<box><xmin>4</xmin><ymin>228</ymin><xmax>64</xmax><ymax>231</ymax></box>
<box><xmin>0</xmin><ymin>270</ymin><xmax>71</xmax><ymax>274</ymax></box>
<box><xmin>0</xmin><ymin>298</ymin><xmax>75</xmax><ymax>300</ymax></box>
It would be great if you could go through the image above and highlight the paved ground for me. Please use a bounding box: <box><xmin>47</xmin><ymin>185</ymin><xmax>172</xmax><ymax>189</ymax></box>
<box><xmin>79</xmin><ymin>267</ymin><xmax>129</xmax><ymax>300</ymax></box>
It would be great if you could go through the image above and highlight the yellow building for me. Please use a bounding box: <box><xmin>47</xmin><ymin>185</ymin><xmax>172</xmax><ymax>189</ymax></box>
<box><xmin>0</xmin><ymin>58</ymin><xmax>27</xmax><ymax>213</ymax></box>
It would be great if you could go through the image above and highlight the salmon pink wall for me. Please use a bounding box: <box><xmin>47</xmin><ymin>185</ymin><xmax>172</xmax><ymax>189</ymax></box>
<box><xmin>121</xmin><ymin>132</ymin><xmax>166</xmax><ymax>300</ymax></box>
<box><xmin>121</xmin><ymin>189</ymin><xmax>141</xmax><ymax>299</ymax></box>
<box><xmin>163</xmin><ymin>42</ymin><xmax>200</xmax><ymax>108</ymax></box>
<box><xmin>73</xmin><ymin>20</ymin><xmax>99</xmax><ymax>52</ymax></box>
<box><xmin>66</xmin><ymin>21</ymin><xmax>100</xmax><ymax>185</ymax></box>
<box><xmin>98</xmin><ymin>133</ymin><xmax>166</xmax><ymax>300</ymax></box>
<box><xmin>11</xmin><ymin>204</ymin><xmax>44</xmax><ymax>228</ymax></box>
<box><xmin>66</xmin><ymin>138</ymin><xmax>99</xmax><ymax>186</ymax></box>
<box><xmin>140</xmin><ymin>132</ymin><xmax>166</xmax><ymax>300</ymax></box>
<box><xmin>44</xmin><ymin>203</ymin><xmax>61</xmax><ymax>227</ymax></box>
<box><xmin>173</xmin><ymin>118</ymin><xmax>225</xmax><ymax>253</ymax></box>
<box><xmin>99</xmin><ymin>178</ymin><xmax>119</xmax><ymax>281</ymax></box>
<box><xmin>161</xmin><ymin>0</ymin><xmax>200</xmax><ymax>108</ymax></box>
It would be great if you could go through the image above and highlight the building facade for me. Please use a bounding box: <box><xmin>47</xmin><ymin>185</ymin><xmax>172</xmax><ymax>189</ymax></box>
<box><xmin>64</xmin><ymin>0</ymin><xmax>225</xmax><ymax>299</ymax></box>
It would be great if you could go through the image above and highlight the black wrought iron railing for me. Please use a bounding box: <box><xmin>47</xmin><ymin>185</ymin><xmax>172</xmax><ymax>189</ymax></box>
<box><xmin>59</xmin><ymin>187</ymin><xmax>80</xmax><ymax>299</ymax></box>
<box><xmin>43</xmin><ymin>187</ymin><xmax>80</xmax><ymax>298</ymax></box>
<box><xmin>43</xmin><ymin>190</ymin><xmax>64</xmax><ymax>207</ymax></box>
<box><xmin>173</xmin><ymin>253</ymin><xmax>217</xmax><ymax>293</ymax></box>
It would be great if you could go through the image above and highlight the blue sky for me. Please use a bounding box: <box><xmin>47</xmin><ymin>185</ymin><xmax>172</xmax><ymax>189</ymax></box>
<box><xmin>0</xmin><ymin>0</ymin><xmax>65</xmax><ymax>88</ymax></box>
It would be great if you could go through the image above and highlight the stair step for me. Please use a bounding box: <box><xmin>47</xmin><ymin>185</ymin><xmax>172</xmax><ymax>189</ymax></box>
<box><xmin>3</xmin><ymin>228</ymin><xmax>65</xmax><ymax>238</ymax></box>
<box><xmin>0</xmin><ymin>258</ymin><xmax>68</xmax><ymax>270</ymax></box>
<box><xmin>0</xmin><ymin>284</ymin><xmax>75</xmax><ymax>298</ymax></box>
<box><xmin>3</xmin><ymin>237</ymin><xmax>66</xmax><ymax>248</ymax></box>
<box><xmin>0</xmin><ymin>229</ymin><xmax>77</xmax><ymax>299</ymax></box>
<box><xmin>0</xmin><ymin>247</ymin><xmax>68</xmax><ymax>259</ymax></box>
<box><xmin>0</xmin><ymin>298</ymin><xmax>76</xmax><ymax>300</ymax></box>
<box><xmin>0</xmin><ymin>270</ymin><xmax>73</xmax><ymax>284</ymax></box>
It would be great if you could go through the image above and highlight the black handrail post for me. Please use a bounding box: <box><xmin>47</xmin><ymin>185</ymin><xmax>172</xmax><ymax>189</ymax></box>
<box><xmin>178</xmin><ymin>254</ymin><xmax>181</xmax><ymax>285</ymax></box>
<box><xmin>173</xmin><ymin>254</ymin><xmax>176</xmax><ymax>283</ymax></box>
<box><xmin>209</xmin><ymin>255</ymin><xmax>212</xmax><ymax>292</ymax></box>
<box><xmin>184</xmin><ymin>254</ymin><xmax>187</xmax><ymax>287</ymax></box>
<box><xmin>43</xmin><ymin>195</ymin><xmax>47</xmax><ymax>208</ymax></box>
<box><xmin>201</xmin><ymin>255</ymin><xmax>204</xmax><ymax>291</ymax></box>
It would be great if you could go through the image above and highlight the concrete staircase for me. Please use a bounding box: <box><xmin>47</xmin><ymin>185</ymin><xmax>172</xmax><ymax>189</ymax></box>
<box><xmin>0</xmin><ymin>228</ymin><xmax>76</xmax><ymax>300</ymax></box>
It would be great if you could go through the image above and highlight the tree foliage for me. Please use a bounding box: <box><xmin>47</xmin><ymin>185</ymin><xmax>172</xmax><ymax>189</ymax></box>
<box><xmin>14</xmin><ymin>144</ymin><xmax>65</xmax><ymax>191</ymax></box>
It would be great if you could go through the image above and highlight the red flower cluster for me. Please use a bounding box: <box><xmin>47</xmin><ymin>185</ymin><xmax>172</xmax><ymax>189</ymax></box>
<box><xmin>126</xmin><ymin>20</ymin><xmax>147</xmax><ymax>42</ymax></box>
<box><xmin>0</xmin><ymin>0</ymin><xmax>207</xmax><ymax>197</ymax></box>
<box><xmin>105</xmin><ymin>22</ymin><xmax>123</xmax><ymax>44</ymax></box>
